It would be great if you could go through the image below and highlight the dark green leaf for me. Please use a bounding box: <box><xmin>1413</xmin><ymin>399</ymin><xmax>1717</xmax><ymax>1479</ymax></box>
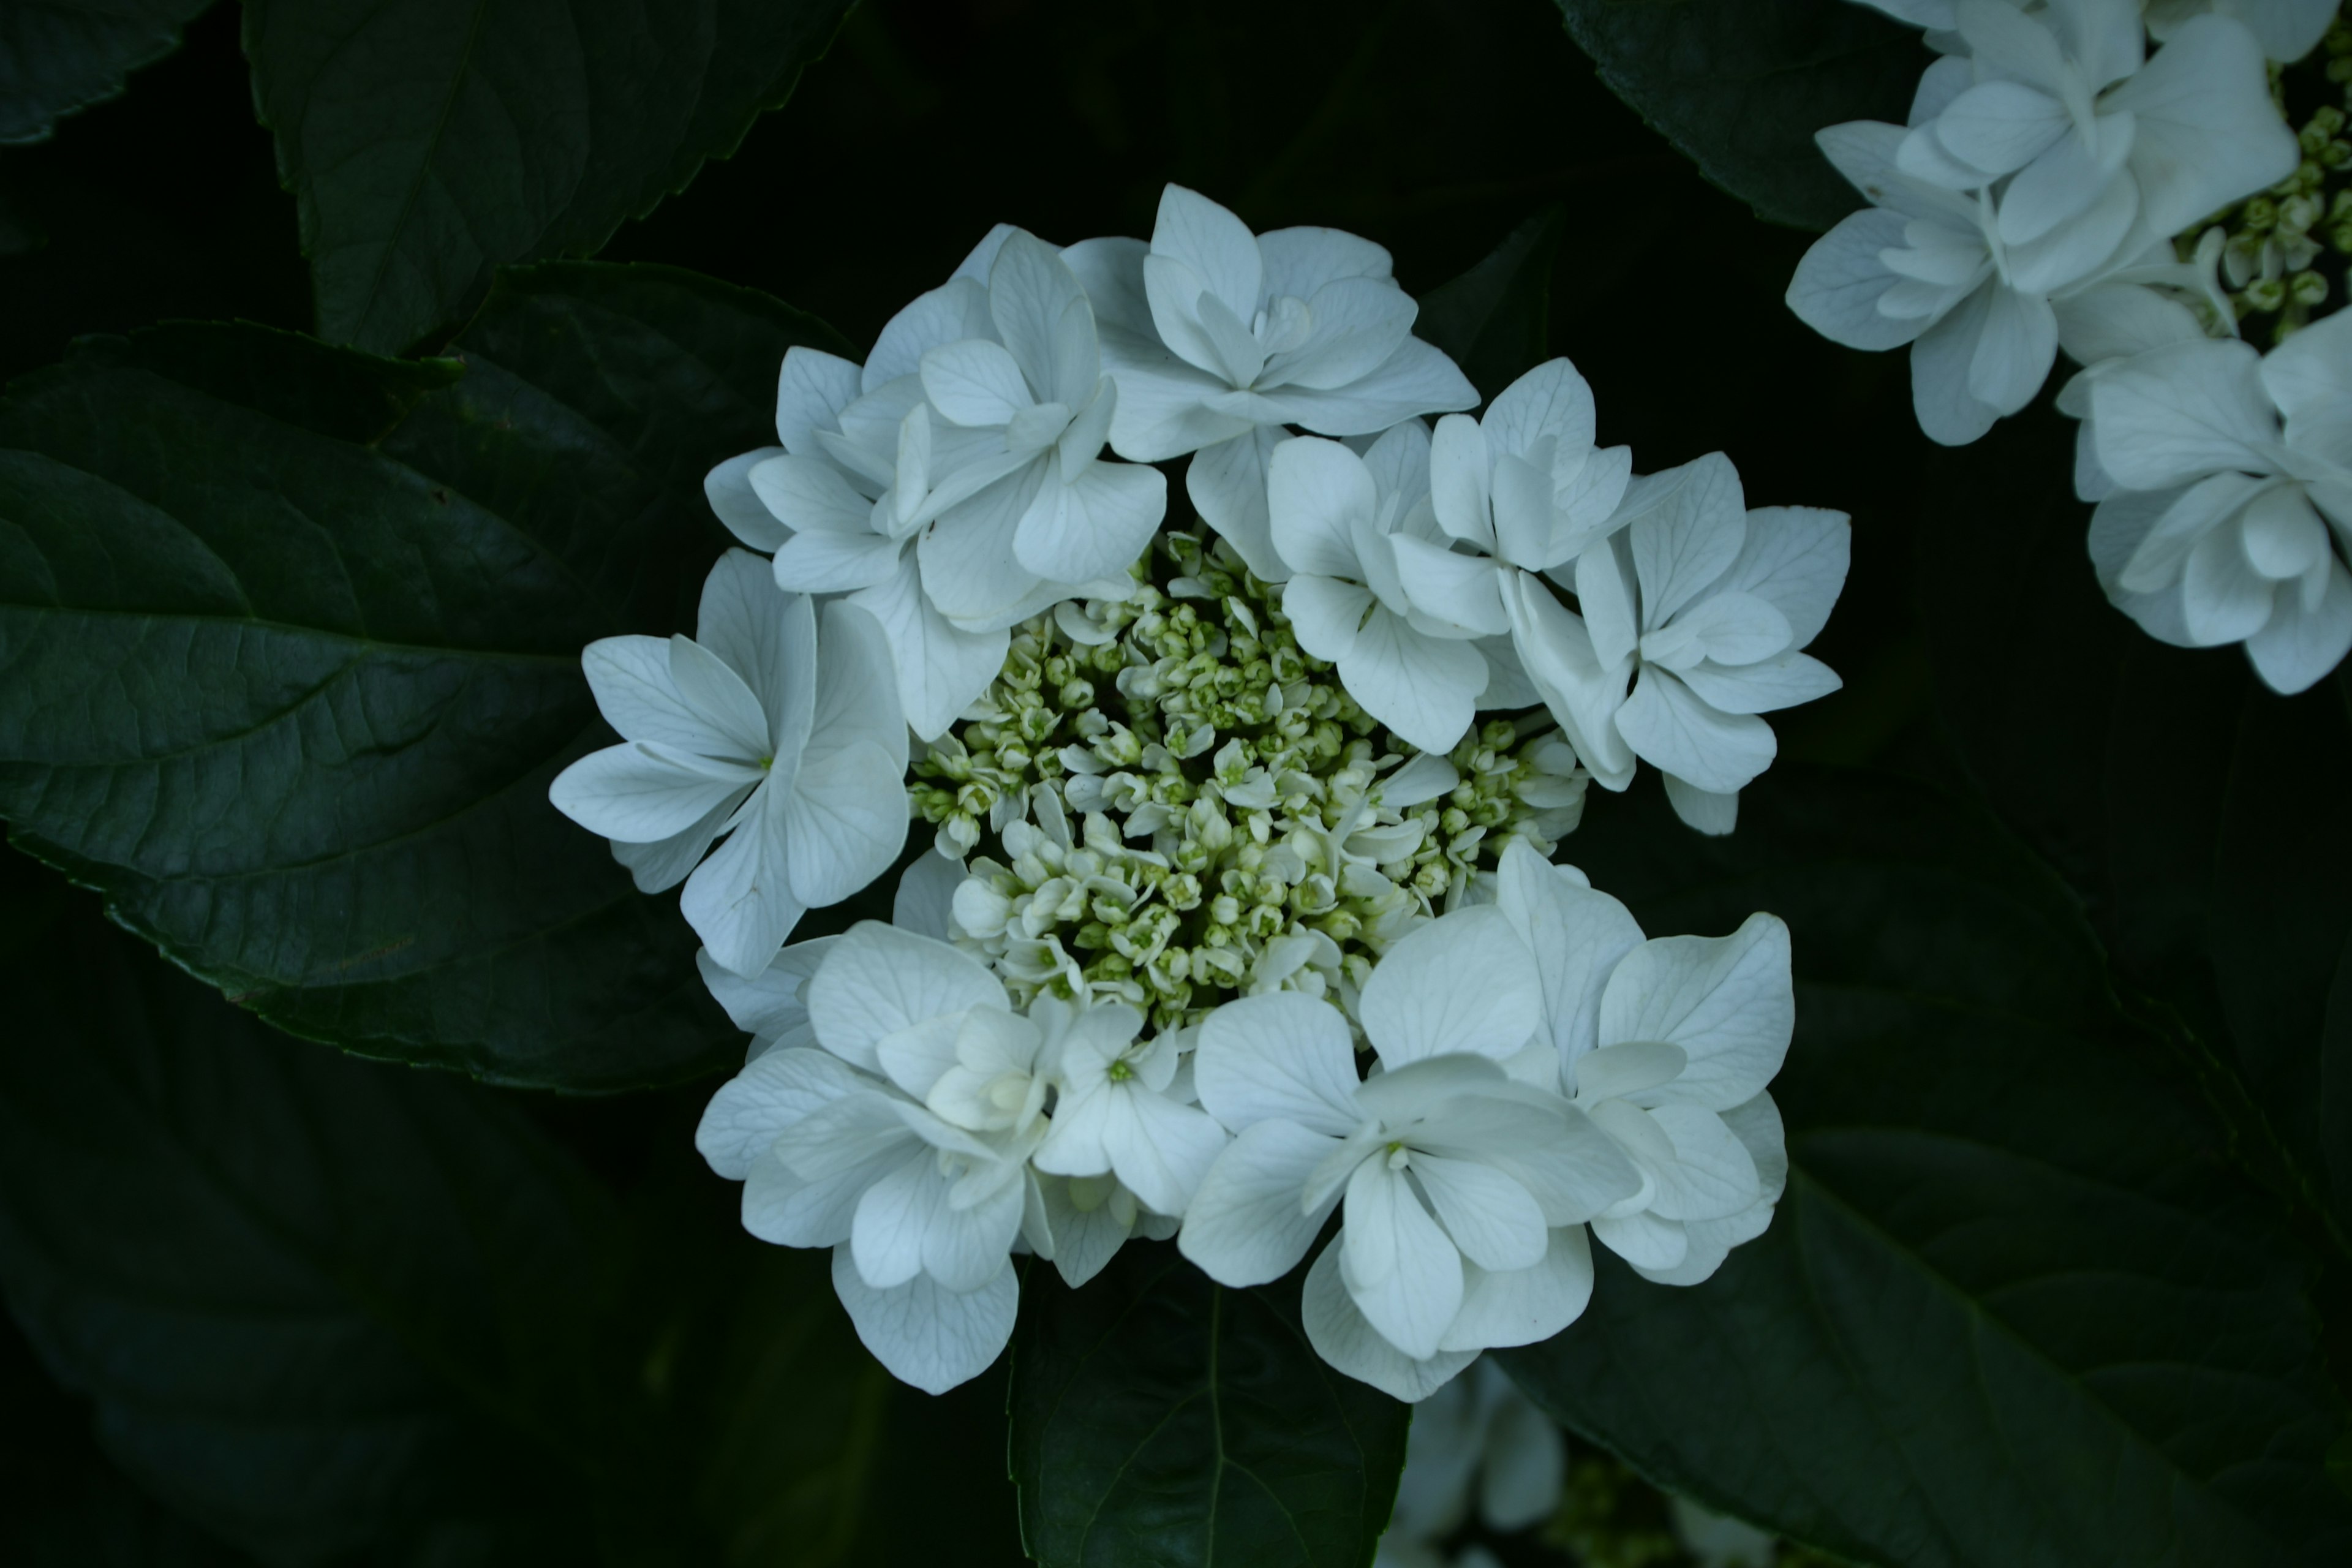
<box><xmin>1553</xmin><ymin>0</ymin><xmax>1918</xmax><ymax>231</ymax></box>
<box><xmin>1009</xmin><ymin>1242</ymin><xmax>1411</xmax><ymax>1568</ymax></box>
<box><xmin>0</xmin><ymin>1</ymin><xmax>211</xmax><ymax>146</ymax></box>
<box><xmin>1503</xmin><ymin>769</ymin><xmax>2352</xmax><ymax>1568</ymax></box>
<box><xmin>1413</xmin><ymin>205</ymin><xmax>1562</xmax><ymax>404</ymax></box>
<box><xmin>0</xmin><ymin>892</ymin><xmax>615</xmax><ymax>1561</ymax></box>
<box><xmin>0</xmin><ymin>877</ymin><xmax>902</xmax><ymax>1565</ymax></box>
<box><xmin>0</xmin><ymin>262</ymin><xmax>851</xmax><ymax>1088</ymax></box>
<box><xmin>1913</xmin><ymin>409</ymin><xmax>2352</xmax><ymax>1252</ymax></box>
<box><xmin>243</xmin><ymin>0</ymin><xmax>854</xmax><ymax>353</ymax></box>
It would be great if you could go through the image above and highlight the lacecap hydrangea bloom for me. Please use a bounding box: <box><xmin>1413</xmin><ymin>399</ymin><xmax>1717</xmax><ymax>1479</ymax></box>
<box><xmin>553</xmin><ymin>183</ymin><xmax>1838</xmax><ymax>1400</ymax></box>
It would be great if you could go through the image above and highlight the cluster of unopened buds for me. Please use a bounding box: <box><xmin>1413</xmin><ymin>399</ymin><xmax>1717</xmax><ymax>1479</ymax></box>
<box><xmin>549</xmin><ymin>183</ymin><xmax>1850</xmax><ymax>1398</ymax></box>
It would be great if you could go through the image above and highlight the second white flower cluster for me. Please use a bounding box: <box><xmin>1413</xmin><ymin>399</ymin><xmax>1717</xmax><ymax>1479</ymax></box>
<box><xmin>694</xmin><ymin>838</ymin><xmax>1791</xmax><ymax>1401</ymax></box>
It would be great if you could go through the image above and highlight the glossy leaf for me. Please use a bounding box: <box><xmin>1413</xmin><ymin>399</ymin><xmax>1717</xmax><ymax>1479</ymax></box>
<box><xmin>0</xmin><ymin>262</ymin><xmax>851</xmax><ymax>1088</ymax></box>
<box><xmin>1504</xmin><ymin>769</ymin><xmax>2352</xmax><ymax>1568</ymax></box>
<box><xmin>1009</xmin><ymin>1242</ymin><xmax>1411</xmax><ymax>1568</ymax></box>
<box><xmin>244</xmin><ymin>0</ymin><xmax>854</xmax><ymax>352</ymax></box>
<box><xmin>0</xmin><ymin>0</ymin><xmax>210</xmax><ymax>145</ymax></box>
<box><xmin>1416</xmin><ymin>205</ymin><xmax>1563</xmax><ymax>404</ymax></box>
<box><xmin>1554</xmin><ymin>0</ymin><xmax>1918</xmax><ymax>231</ymax></box>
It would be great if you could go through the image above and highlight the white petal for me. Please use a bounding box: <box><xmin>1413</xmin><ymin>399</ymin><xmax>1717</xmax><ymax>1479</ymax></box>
<box><xmin>783</xmin><ymin>741</ymin><xmax>908</xmax><ymax>908</ymax></box>
<box><xmin>2089</xmin><ymin>339</ymin><xmax>2275</xmax><ymax>492</ymax></box>
<box><xmin>682</xmin><ymin>786</ymin><xmax>805</xmax><ymax>978</ymax></box>
<box><xmin>751</xmin><ymin>451</ymin><xmax>873</xmax><ymax>537</ymax></box>
<box><xmin>1493</xmin><ymin>839</ymin><xmax>1642</xmax><ymax>1068</ymax></box>
<box><xmin>1300</xmin><ymin>1240</ymin><xmax>1477</xmax><ymax>1402</ymax></box>
<box><xmin>1786</xmin><ymin>209</ymin><xmax>1934</xmax><ymax>353</ymax></box>
<box><xmin>1257</xmin><ymin>224</ymin><xmax>1393</xmax><ymax>298</ymax></box>
<box><xmin>581</xmin><ymin>634</ymin><xmax>711</xmax><ymax>752</ymax></box>
<box><xmin>1485</xmin><ymin>358</ymin><xmax>1598</xmax><ymax>462</ymax></box>
<box><xmin>1178</xmin><ymin>1118</ymin><xmax>1348</xmax><ymax>1284</ymax></box>
<box><xmin>696</xmin><ymin>1044</ymin><xmax>870</xmax><ymax>1180</ymax></box>
<box><xmin>698</xmin><ymin>936</ymin><xmax>835</xmax><ymax>1057</ymax></box>
<box><xmin>806</xmin><ymin>922</ymin><xmax>1007</xmax><ymax>1076</ymax></box>
<box><xmin>550</xmin><ymin>742</ymin><xmax>756</xmax><ymax>843</ymax></box>
<box><xmin>1015</xmin><ymin>458</ymin><xmax>1164</xmax><ymax>585</ymax></box>
<box><xmin>2108</xmin><ymin>15</ymin><xmax>2300</xmax><ymax>239</ymax></box>
<box><xmin>610</xmin><ymin>801</ymin><xmax>733</xmax><ymax>894</ymax></box>
<box><xmin>1338</xmin><ymin>608</ymin><xmax>1487</xmax><ymax>755</ymax></box>
<box><xmin>1589</xmin><ymin>1208</ymin><xmax>1689</xmax><ymax>1272</ymax></box>
<box><xmin>1035</xmin><ymin>1176</ymin><xmax>1138</xmax><ymax>1288</ymax></box>
<box><xmin>1661</xmin><ymin>775</ymin><xmax>1740</xmax><ymax>835</ymax></box>
<box><xmin>1410</xmin><ymin>1155</ymin><xmax>1547</xmax><ymax>1272</ymax></box>
<box><xmin>809</xmin><ymin>598</ymin><xmax>910</xmax><ymax>772</ymax></box>
<box><xmin>1715</xmin><ymin>507</ymin><xmax>1850</xmax><ymax>649</ymax></box>
<box><xmin>1932</xmin><ymin>80</ymin><xmax>2068</xmax><ymax>178</ymax></box>
<box><xmin>988</xmin><ymin>232</ymin><xmax>1093</xmax><ymax>400</ymax></box>
<box><xmin>865</xmin><ymin>279</ymin><xmax>994</xmax><ymax>391</ymax></box>
<box><xmin>1629</xmin><ymin>453</ymin><xmax>1746</xmax><ymax>628</ymax></box>
<box><xmin>1390</xmin><ymin>537</ymin><xmax>1511</xmax><ymax>636</ymax></box>
<box><xmin>894</xmin><ymin>853</ymin><xmax>965</xmax><ymax>943</ymax></box>
<box><xmin>1101</xmin><ymin>359</ymin><xmax>1252</xmax><ymax>462</ymax></box>
<box><xmin>1507</xmin><ymin>576</ymin><xmax>1635</xmax><ymax>790</ymax></box>
<box><xmin>1152</xmin><ymin>184</ymin><xmax>1264</xmax><ymax>323</ymax></box>
<box><xmin>922</xmin><ymin>339</ymin><xmax>1035</xmax><ymax>428</ymax></box>
<box><xmin>831</xmin><ymin>1246</ymin><xmax>1017</xmax><ymax>1395</ymax></box>
<box><xmin>1641</xmin><ymin>1104</ymin><xmax>1765</xmax><ymax>1222</ymax></box>
<box><xmin>1438</xmin><ymin>1225</ymin><xmax>1594</xmax><ymax>1353</ymax></box>
<box><xmin>916</xmin><ymin>463</ymin><xmax>1050</xmax><ymax>624</ymax></box>
<box><xmin>706</xmin><ymin>448</ymin><xmax>791</xmax><ymax>551</ymax></box>
<box><xmin>1360</xmin><ymin>905</ymin><xmax>1544</xmax><ymax>1069</ymax></box>
<box><xmin>1429</xmin><ymin>412</ymin><xmax>1496</xmax><ymax>551</ymax></box>
<box><xmin>1283</xmin><ymin>574</ymin><xmax>1373</xmax><ymax>662</ymax></box>
<box><xmin>1267</xmin><ymin>275</ymin><xmax>1417</xmax><ymax>391</ymax></box>
<box><xmin>1188</xmin><ymin>426</ymin><xmax>1289</xmax><ymax>581</ymax></box>
<box><xmin>847</xmin><ymin>554</ymin><xmax>1008</xmax><ymax>743</ymax></box>
<box><xmin>1265</xmin><ymin>336</ymin><xmax>1479</xmax><ymax>436</ymax></box>
<box><xmin>1268</xmin><ymin>435</ymin><xmax>1376</xmax><ymax>579</ymax></box>
<box><xmin>1910</xmin><ymin>287</ymin><xmax>2003</xmax><ymax>447</ymax></box>
<box><xmin>1966</xmin><ymin>284</ymin><xmax>2057</xmax><ymax>417</ymax></box>
<box><xmin>1615</xmin><ymin>669</ymin><xmax>1776</xmax><ymax>796</ymax></box>
<box><xmin>703</xmin><ymin>553</ymin><xmax>815</xmax><ymax>758</ymax></box>
<box><xmin>744</xmin><ymin>1145</ymin><xmax>891</xmax><ymax>1248</ymax></box>
<box><xmin>1672</xmin><ymin>650</ymin><xmax>1844</xmax><ymax>717</ymax></box>
<box><xmin>776</xmin><ymin>346</ymin><xmax>862</xmax><ymax>454</ymax></box>
<box><xmin>2247</xmin><ymin>557</ymin><xmax>2352</xmax><ymax>694</ymax></box>
<box><xmin>771</xmin><ymin>527</ymin><xmax>905</xmax><ymax>595</ymax></box>
<box><xmin>2182</xmin><ymin>524</ymin><xmax>2279</xmax><ymax>645</ymax></box>
<box><xmin>1599</xmin><ymin>914</ymin><xmax>1793</xmax><ymax>1111</ymax></box>
<box><xmin>1193</xmin><ymin>991</ymin><xmax>1363</xmax><ymax>1136</ymax></box>
<box><xmin>1106</xmin><ymin>1087</ymin><xmax>1232</xmax><ymax>1217</ymax></box>
<box><xmin>1341</xmin><ymin>1161</ymin><xmax>1464</xmax><ymax>1360</ymax></box>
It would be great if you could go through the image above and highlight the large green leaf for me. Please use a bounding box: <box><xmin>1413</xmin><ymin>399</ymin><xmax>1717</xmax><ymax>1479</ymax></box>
<box><xmin>0</xmin><ymin>0</ymin><xmax>211</xmax><ymax>145</ymax></box>
<box><xmin>0</xmin><ymin>877</ymin><xmax>893</xmax><ymax>1565</ymax></box>
<box><xmin>0</xmin><ymin>262</ymin><xmax>850</xmax><ymax>1088</ymax></box>
<box><xmin>243</xmin><ymin>0</ymin><xmax>854</xmax><ymax>353</ymax></box>
<box><xmin>1009</xmin><ymin>1242</ymin><xmax>1411</xmax><ymax>1568</ymax></box>
<box><xmin>1912</xmin><ymin>409</ymin><xmax>2352</xmax><ymax>1251</ymax></box>
<box><xmin>1554</xmin><ymin>0</ymin><xmax>1919</xmax><ymax>231</ymax></box>
<box><xmin>1502</xmin><ymin>769</ymin><xmax>2352</xmax><ymax>1568</ymax></box>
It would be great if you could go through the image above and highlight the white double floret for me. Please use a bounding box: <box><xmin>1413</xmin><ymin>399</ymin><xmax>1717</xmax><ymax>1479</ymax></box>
<box><xmin>1067</xmin><ymin>184</ymin><xmax>1478</xmax><ymax>579</ymax></box>
<box><xmin>548</xmin><ymin>550</ymin><xmax>910</xmax><ymax>978</ymax></box>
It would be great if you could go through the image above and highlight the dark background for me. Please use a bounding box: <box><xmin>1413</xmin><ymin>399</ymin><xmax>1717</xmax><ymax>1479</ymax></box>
<box><xmin>0</xmin><ymin>1</ymin><xmax>2081</xmax><ymax>1562</ymax></box>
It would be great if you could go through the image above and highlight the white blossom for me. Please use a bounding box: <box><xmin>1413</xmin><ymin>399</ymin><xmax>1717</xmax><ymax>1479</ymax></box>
<box><xmin>1863</xmin><ymin>0</ymin><xmax>2337</xmax><ymax>62</ymax></box>
<box><xmin>549</xmin><ymin>551</ymin><xmax>910</xmax><ymax>978</ymax></box>
<box><xmin>1493</xmin><ymin>840</ymin><xmax>1791</xmax><ymax>1284</ymax></box>
<box><xmin>1267</xmin><ymin>426</ymin><xmax>1493</xmax><ymax>753</ymax></box>
<box><xmin>1508</xmin><ymin>455</ymin><xmax>1849</xmax><ymax>835</ymax></box>
<box><xmin>1065</xmin><ymin>184</ymin><xmax>1477</xmax><ymax>578</ymax></box>
<box><xmin>694</xmin><ymin>922</ymin><xmax>1037</xmax><ymax>1392</ymax></box>
<box><xmin>1788</xmin><ymin>5</ymin><xmax>2293</xmax><ymax>444</ymax></box>
<box><xmin>2081</xmin><ymin>309</ymin><xmax>2352</xmax><ymax>692</ymax></box>
<box><xmin>704</xmin><ymin>230</ymin><xmax>1140</xmax><ymax>740</ymax></box>
<box><xmin>1031</xmin><ymin>998</ymin><xmax>1229</xmax><ymax>1218</ymax></box>
<box><xmin>1180</xmin><ymin>906</ymin><xmax>1642</xmax><ymax>1401</ymax></box>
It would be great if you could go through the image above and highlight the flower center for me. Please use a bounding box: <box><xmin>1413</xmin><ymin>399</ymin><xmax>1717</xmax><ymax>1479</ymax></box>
<box><xmin>916</xmin><ymin>529</ymin><xmax>1588</xmax><ymax>1031</ymax></box>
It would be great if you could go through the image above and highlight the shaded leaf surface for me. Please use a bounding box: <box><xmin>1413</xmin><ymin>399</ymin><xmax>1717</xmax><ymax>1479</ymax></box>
<box><xmin>1009</xmin><ymin>1243</ymin><xmax>1410</xmax><ymax>1568</ymax></box>
<box><xmin>1554</xmin><ymin>0</ymin><xmax>1918</xmax><ymax>231</ymax></box>
<box><xmin>1913</xmin><ymin>409</ymin><xmax>2352</xmax><ymax>1250</ymax></box>
<box><xmin>244</xmin><ymin>0</ymin><xmax>854</xmax><ymax>353</ymax></box>
<box><xmin>0</xmin><ymin>262</ymin><xmax>850</xmax><ymax>1088</ymax></box>
<box><xmin>1502</xmin><ymin>770</ymin><xmax>2352</xmax><ymax>1568</ymax></box>
<box><xmin>0</xmin><ymin>0</ymin><xmax>210</xmax><ymax>145</ymax></box>
<box><xmin>0</xmin><ymin>880</ymin><xmax>897</xmax><ymax>1565</ymax></box>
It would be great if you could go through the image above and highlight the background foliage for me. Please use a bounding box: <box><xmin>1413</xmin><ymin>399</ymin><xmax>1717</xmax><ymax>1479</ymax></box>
<box><xmin>0</xmin><ymin>1</ymin><xmax>2346</xmax><ymax>1565</ymax></box>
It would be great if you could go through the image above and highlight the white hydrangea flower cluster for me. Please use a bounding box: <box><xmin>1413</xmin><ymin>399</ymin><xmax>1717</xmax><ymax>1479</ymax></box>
<box><xmin>549</xmin><ymin>184</ymin><xmax>1836</xmax><ymax>1401</ymax></box>
<box><xmin>1790</xmin><ymin>2</ymin><xmax>2352</xmax><ymax>693</ymax></box>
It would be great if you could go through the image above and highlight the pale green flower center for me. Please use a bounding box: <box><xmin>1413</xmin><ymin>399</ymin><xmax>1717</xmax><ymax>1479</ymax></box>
<box><xmin>915</xmin><ymin>529</ymin><xmax>1588</xmax><ymax>1031</ymax></box>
